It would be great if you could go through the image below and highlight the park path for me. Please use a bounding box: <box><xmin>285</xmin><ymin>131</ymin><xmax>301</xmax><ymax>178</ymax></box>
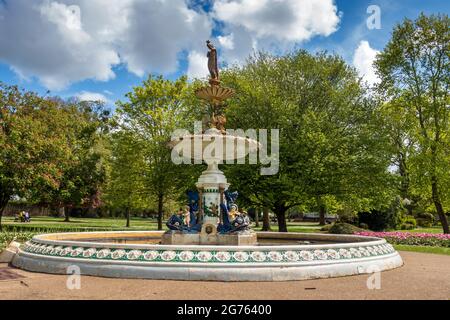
<box><xmin>0</xmin><ymin>251</ymin><xmax>449</xmax><ymax>300</ymax></box>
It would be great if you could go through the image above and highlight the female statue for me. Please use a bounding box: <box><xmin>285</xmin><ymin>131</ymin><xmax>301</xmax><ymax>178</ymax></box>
<box><xmin>206</xmin><ymin>40</ymin><xmax>219</xmax><ymax>82</ymax></box>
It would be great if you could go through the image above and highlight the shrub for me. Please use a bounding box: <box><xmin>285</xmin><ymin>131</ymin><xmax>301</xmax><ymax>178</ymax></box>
<box><xmin>400</xmin><ymin>216</ymin><xmax>417</xmax><ymax>230</ymax></box>
<box><xmin>415</xmin><ymin>212</ymin><xmax>435</xmax><ymax>227</ymax></box>
<box><xmin>320</xmin><ymin>224</ymin><xmax>333</xmax><ymax>232</ymax></box>
<box><xmin>359</xmin><ymin>223</ymin><xmax>369</xmax><ymax>229</ymax></box>
<box><xmin>329</xmin><ymin>223</ymin><xmax>364</xmax><ymax>234</ymax></box>
<box><xmin>358</xmin><ymin>210</ymin><xmax>397</xmax><ymax>231</ymax></box>
<box><xmin>416</xmin><ymin>218</ymin><xmax>433</xmax><ymax>228</ymax></box>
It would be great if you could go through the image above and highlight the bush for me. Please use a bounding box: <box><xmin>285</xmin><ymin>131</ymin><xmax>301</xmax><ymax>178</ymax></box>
<box><xmin>415</xmin><ymin>212</ymin><xmax>435</xmax><ymax>227</ymax></box>
<box><xmin>359</xmin><ymin>223</ymin><xmax>369</xmax><ymax>229</ymax></box>
<box><xmin>320</xmin><ymin>224</ymin><xmax>333</xmax><ymax>232</ymax></box>
<box><xmin>416</xmin><ymin>218</ymin><xmax>433</xmax><ymax>228</ymax></box>
<box><xmin>358</xmin><ymin>198</ymin><xmax>406</xmax><ymax>231</ymax></box>
<box><xmin>400</xmin><ymin>216</ymin><xmax>417</xmax><ymax>230</ymax></box>
<box><xmin>329</xmin><ymin>223</ymin><xmax>364</xmax><ymax>234</ymax></box>
<box><xmin>358</xmin><ymin>210</ymin><xmax>394</xmax><ymax>231</ymax></box>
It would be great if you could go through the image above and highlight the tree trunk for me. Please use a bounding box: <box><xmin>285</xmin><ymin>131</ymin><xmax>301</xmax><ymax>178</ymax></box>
<box><xmin>157</xmin><ymin>194</ymin><xmax>164</xmax><ymax>231</ymax></box>
<box><xmin>63</xmin><ymin>207</ymin><xmax>70</xmax><ymax>222</ymax></box>
<box><xmin>274</xmin><ymin>205</ymin><xmax>288</xmax><ymax>232</ymax></box>
<box><xmin>262</xmin><ymin>207</ymin><xmax>271</xmax><ymax>231</ymax></box>
<box><xmin>431</xmin><ymin>177</ymin><xmax>449</xmax><ymax>234</ymax></box>
<box><xmin>254</xmin><ymin>207</ymin><xmax>260</xmax><ymax>228</ymax></box>
<box><xmin>317</xmin><ymin>196</ymin><xmax>326</xmax><ymax>226</ymax></box>
<box><xmin>126</xmin><ymin>207</ymin><xmax>130</xmax><ymax>228</ymax></box>
<box><xmin>319</xmin><ymin>205</ymin><xmax>326</xmax><ymax>226</ymax></box>
<box><xmin>398</xmin><ymin>152</ymin><xmax>413</xmax><ymax>215</ymax></box>
<box><xmin>0</xmin><ymin>199</ymin><xmax>9</xmax><ymax>232</ymax></box>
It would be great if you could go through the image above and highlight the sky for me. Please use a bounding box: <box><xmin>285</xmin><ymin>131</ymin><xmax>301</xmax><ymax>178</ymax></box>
<box><xmin>0</xmin><ymin>0</ymin><xmax>448</xmax><ymax>108</ymax></box>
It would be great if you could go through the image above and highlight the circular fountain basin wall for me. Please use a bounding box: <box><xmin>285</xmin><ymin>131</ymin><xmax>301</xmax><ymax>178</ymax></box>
<box><xmin>12</xmin><ymin>231</ymin><xmax>403</xmax><ymax>282</ymax></box>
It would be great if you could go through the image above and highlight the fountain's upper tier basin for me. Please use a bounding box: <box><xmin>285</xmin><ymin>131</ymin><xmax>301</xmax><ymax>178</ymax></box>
<box><xmin>169</xmin><ymin>131</ymin><xmax>261</xmax><ymax>163</ymax></box>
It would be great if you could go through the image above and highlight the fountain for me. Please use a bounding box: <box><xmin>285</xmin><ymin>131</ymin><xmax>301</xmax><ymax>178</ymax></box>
<box><xmin>11</xmin><ymin>41</ymin><xmax>403</xmax><ymax>281</ymax></box>
<box><xmin>163</xmin><ymin>40</ymin><xmax>259</xmax><ymax>246</ymax></box>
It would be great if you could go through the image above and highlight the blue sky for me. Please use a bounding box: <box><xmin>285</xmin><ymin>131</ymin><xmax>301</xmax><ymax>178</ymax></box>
<box><xmin>0</xmin><ymin>0</ymin><xmax>448</xmax><ymax>108</ymax></box>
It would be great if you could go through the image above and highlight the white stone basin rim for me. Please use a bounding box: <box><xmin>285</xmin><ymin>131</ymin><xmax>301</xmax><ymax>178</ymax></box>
<box><xmin>170</xmin><ymin>133</ymin><xmax>261</xmax><ymax>163</ymax></box>
<box><xmin>12</xmin><ymin>231</ymin><xmax>404</xmax><ymax>281</ymax></box>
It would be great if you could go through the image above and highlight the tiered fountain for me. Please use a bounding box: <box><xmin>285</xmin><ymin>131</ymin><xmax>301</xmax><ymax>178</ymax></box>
<box><xmin>12</xmin><ymin>41</ymin><xmax>403</xmax><ymax>281</ymax></box>
<box><xmin>162</xmin><ymin>40</ymin><xmax>259</xmax><ymax>246</ymax></box>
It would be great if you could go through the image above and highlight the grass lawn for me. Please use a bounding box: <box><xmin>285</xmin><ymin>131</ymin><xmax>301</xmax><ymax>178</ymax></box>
<box><xmin>2</xmin><ymin>216</ymin><xmax>160</xmax><ymax>232</ymax></box>
<box><xmin>3</xmin><ymin>216</ymin><xmax>327</xmax><ymax>233</ymax></box>
<box><xmin>394</xmin><ymin>244</ymin><xmax>450</xmax><ymax>256</ymax></box>
<box><xmin>253</xmin><ymin>221</ymin><xmax>325</xmax><ymax>233</ymax></box>
<box><xmin>3</xmin><ymin>216</ymin><xmax>444</xmax><ymax>235</ymax></box>
<box><xmin>397</xmin><ymin>226</ymin><xmax>444</xmax><ymax>234</ymax></box>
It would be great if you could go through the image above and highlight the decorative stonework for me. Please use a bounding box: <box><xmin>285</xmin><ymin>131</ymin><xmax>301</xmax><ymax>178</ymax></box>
<box><xmin>22</xmin><ymin>240</ymin><xmax>396</xmax><ymax>264</ymax></box>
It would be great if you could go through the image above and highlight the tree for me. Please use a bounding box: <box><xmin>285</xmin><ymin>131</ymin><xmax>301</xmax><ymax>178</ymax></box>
<box><xmin>115</xmin><ymin>75</ymin><xmax>199</xmax><ymax>230</ymax></box>
<box><xmin>105</xmin><ymin>130</ymin><xmax>149</xmax><ymax>227</ymax></box>
<box><xmin>222</xmin><ymin>51</ymin><xmax>393</xmax><ymax>230</ymax></box>
<box><xmin>0</xmin><ymin>84</ymin><xmax>72</xmax><ymax>230</ymax></box>
<box><xmin>375</xmin><ymin>13</ymin><xmax>450</xmax><ymax>233</ymax></box>
<box><xmin>34</xmin><ymin>99</ymin><xmax>109</xmax><ymax>222</ymax></box>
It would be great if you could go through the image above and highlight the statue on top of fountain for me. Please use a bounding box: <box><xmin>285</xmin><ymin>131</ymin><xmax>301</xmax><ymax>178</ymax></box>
<box><xmin>207</xmin><ymin>40</ymin><xmax>219</xmax><ymax>85</ymax></box>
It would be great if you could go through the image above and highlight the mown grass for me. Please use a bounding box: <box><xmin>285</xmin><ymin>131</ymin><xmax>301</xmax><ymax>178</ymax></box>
<box><xmin>1</xmin><ymin>216</ymin><xmax>160</xmax><ymax>232</ymax></box>
<box><xmin>393</xmin><ymin>244</ymin><xmax>450</xmax><ymax>256</ymax></box>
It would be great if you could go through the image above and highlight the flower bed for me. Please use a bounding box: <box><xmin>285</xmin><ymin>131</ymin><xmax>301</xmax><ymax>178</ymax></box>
<box><xmin>354</xmin><ymin>231</ymin><xmax>450</xmax><ymax>247</ymax></box>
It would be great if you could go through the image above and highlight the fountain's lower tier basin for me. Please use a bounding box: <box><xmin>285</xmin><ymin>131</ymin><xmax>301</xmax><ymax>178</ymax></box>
<box><xmin>161</xmin><ymin>230</ymin><xmax>258</xmax><ymax>246</ymax></box>
<box><xmin>12</xmin><ymin>231</ymin><xmax>403</xmax><ymax>282</ymax></box>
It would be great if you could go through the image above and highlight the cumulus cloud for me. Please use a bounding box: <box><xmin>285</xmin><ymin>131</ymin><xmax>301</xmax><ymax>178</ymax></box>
<box><xmin>187</xmin><ymin>51</ymin><xmax>209</xmax><ymax>79</ymax></box>
<box><xmin>0</xmin><ymin>0</ymin><xmax>211</xmax><ymax>90</ymax></box>
<box><xmin>353</xmin><ymin>40</ymin><xmax>380</xmax><ymax>86</ymax></box>
<box><xmin>213</xmin><ymin>0</ymin><xmax>340</xmax><ymax>41</ymax></box>
<box><xmin>0</xmin><ymin>0</ymin><xmax>342</xmax><ymax>90</ymax></box>
<box><xmin>0</xmin><ymin>0</ymin><xmax>120</xmax><ymax>90</ymax></box>
<box><xmin>212</xmin><ymin>0</ymin><xmax>341</xmax><ymax>65</ymax></box>
<box><xmin>76</xmin><ymin>91</ymin><xmax>108</xmax><ymax>103</ymax></box>
<box><xmin>118</xmin><ymin>0</ymin><xmax>211</xmax><ymax>76</ymax></box>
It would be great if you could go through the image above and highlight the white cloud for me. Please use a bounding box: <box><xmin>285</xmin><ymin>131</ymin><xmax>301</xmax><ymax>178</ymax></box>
<box><xmin>0</xmin><ymin>0</ymin><xmax>211</xmax><ymax>90</ymax></box>
<box><xmin>187</xmin><ymin>51</ymin><xmax>209</xmax><ymax>79</ymax></box>
<box><xmin>118</xmin><ymin>0</ymin><xmax>211</xmax><ymax>76</ymax></box>
<box><xmin>212</xmin><ymin>0</ymin><xmax>341</xmax><ymax>66</ymax></box>
<box><xmin>353</xmin><ymin>40</ymin><xmax>380</xmax><ymax>86</ymax></box>
<box><xmin>218</xmin><ymin>34</ymin><xmax>235</xmax><ymax>50</ymax></box>
<box><xmin>0</xmin><ymin>0</ymin><xmax>342</xmax><ymax>90</ymax></box>
<box><xmin>213</xmin><ymin>0</ymin><xmax>340</xmax><ymax>41</ymax></box>
<box><xmin>76</xmin><ymin>91</ymin><xmax>108</xmax><ymax>103</ymax></box>
<box><xmin>0</xmin><ymin>0</ymin><xmax>120</xmax><ymax>90</ymax></box>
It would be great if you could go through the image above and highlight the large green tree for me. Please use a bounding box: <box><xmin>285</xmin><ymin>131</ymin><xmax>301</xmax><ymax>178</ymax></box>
<box><xmin>105</xmin><ymin>130</ymin><xmax>149</xmax><ymax>227</ymax></box>
<box><xmin>34</xmin><ymin>99</ymin><xmax>109</xmax><ymax>222</ymax></box>
<box><xmin>222</xmin><ymin>51</ymin><xmax>393</xmax><ymax>231</ymax></box>
<box><xmin>114</xmin><ymin>75</ymin><xmax>200</xmax><ymax>230</ymax></box>
<box><xmin>0</xmin><ymin>84</ymin><xmax>72</xmax><ymax>230</ymax></box>
<box><xmin>375</xmin><ymin>13</ymin><xmax>450</xmax><ymax>233</ymax></box>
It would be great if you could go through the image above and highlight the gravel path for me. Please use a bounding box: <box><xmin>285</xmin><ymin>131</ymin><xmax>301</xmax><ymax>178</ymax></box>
<box><xmin>0</xmin><ymin>251</ymin><xmax>449</xmax><ymax>300</ymax></box>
